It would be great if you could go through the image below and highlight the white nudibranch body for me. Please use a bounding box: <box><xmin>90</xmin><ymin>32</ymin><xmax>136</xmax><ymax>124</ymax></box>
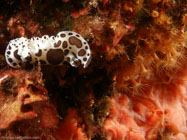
<box><xmin>5</xmin><ymin>31</ymin><xmax>91</xmax><ymax>68</ymax></box>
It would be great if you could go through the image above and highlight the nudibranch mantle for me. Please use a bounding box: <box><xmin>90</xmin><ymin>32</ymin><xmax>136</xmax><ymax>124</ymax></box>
<box><xmin>5</xmin><ymin>31</ymin><xmax>91</xmax><ymax>68</ymax></box>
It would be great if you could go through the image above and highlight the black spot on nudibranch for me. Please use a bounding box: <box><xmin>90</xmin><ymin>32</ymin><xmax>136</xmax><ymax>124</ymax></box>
<box><xmin>69</xmin><ymin>36</ymin><xmax>82</xmax><ymax>48</ymax></box>
<box><xmin>83</xmin><ymin>58</ymin><xmax>87</xmax><ymax>61</ymax></box>
<box><xmin>7</xmin><ymin>51</ymin><xmax>11</xmax><ymax>55</ymax></box>
<box><xmin>60</xmin><ymin>34</ymin><xmax>66</xmax><ymax>37</ymax></box>
<box><xmin>46</xmin><ymin>49</ymin><xmax>64</xmax><ymax>65</ymax></box>
<box><xmin>62</xmin><ymin>41</ymin><xmax>68</xmax><ymax>49</ymax></box>
<box><xmin>14</xmin><ymin>50</ymin><xmax>21</xmax><ymax>60</ymax></box>
<box><xmin>18</xmin><ymin>62</ymin><xmax>22</xmax><ymax>66</ymax></box>
<box><xmin>8</xmin><ymin>58</ymin><xmax>13</xmax><ymax>63</ymax></box>
<box><xmin>78</xmin><ymin>49</ymin><xmax>86</xmax><ymax>56</ymax></box>
<box><xmin>13</xmin><ymin>63</ymin><xmax>17</xmax><ymax>66</ymax></box>
<box><xmin>64</xmin><ymin>50</ymin><xmax>69</xmax><ymax>56</ymax></box>
<box><xmin>35</xmin><ymin>49</ymin><xmax>42</xmax><ymax>57</ymax></box>
<box><xmin>54</xmin><ymin>40</ymin><xmax>62</xmax><ymax>48</ymax></box>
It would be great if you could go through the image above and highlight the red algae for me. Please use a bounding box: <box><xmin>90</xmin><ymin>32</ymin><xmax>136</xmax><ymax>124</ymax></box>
<box><xmin>53</xmin><ymin>109</ymin><xmax>88</xmax><ymax>140</ymax></box>
<box><xmin>38</xmin><ymin>104</ymin><xmax>59</xmax><ymax>128</ymax></box>
<box><xmin>102</xmin><ymin>0</ymin><xmax>109</xmax><ymax>7</ymax></box>
<box><xmin>71</xmin><ymin>7</ymin><xmax>90</xmax><ymax>19</ymax></box>
<box><xmin>0</xmin><ymin>70</ymin><xmax>47</xmax><ymax>129</ymax></box>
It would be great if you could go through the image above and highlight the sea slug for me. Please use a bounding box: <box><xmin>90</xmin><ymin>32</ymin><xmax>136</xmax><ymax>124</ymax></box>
<box><xmin>5</xmin><ymin>31</ymin><xmax>91</xmax><ymax>68</ymax></box>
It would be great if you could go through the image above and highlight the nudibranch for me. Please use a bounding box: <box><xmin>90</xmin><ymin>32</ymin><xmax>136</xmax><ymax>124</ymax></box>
<box><xmin>5</xmin><ymin>31</ymin><xmax>91</xmax><ymax>68</ymax></box>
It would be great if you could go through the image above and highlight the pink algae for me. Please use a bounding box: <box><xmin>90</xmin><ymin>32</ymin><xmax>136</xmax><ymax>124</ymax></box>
<box><xmin>54</xmin><ymin>109</ymin><xmax>88</xmax><ymax>140</ymax></box>
<box><xmin>104</xmin><ymin>69</ymin><xmax>187</xmax><ymax>140</ymax></box>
